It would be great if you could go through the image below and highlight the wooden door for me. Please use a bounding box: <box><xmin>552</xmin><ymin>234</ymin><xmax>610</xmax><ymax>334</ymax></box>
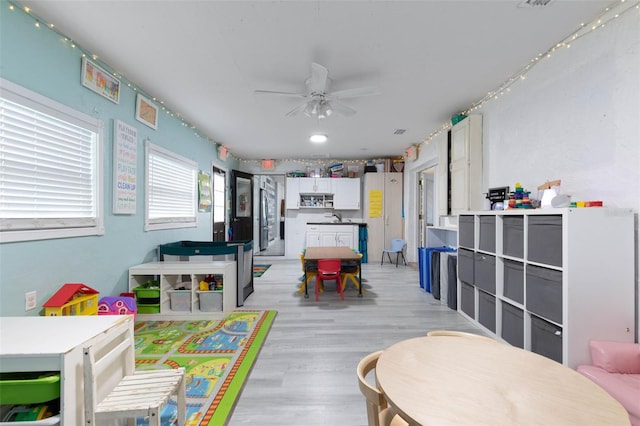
<box><xmin>230</xmin><ymin>170</ymin><xmax>254</xmax><ymax>241</ymax></box>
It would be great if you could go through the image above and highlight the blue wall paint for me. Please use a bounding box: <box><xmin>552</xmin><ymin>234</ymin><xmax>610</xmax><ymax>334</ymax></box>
<box><xmin>0</xmin><ymin>6</ymin><xmax>238</xmax><ymax>316</ymax></box>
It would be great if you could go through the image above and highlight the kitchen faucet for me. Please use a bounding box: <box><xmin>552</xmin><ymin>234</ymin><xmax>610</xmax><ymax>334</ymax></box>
<box><xmin>332</xmin><ymin>212</ymin><xmax>342</xmax><ymax>222</ymax></box>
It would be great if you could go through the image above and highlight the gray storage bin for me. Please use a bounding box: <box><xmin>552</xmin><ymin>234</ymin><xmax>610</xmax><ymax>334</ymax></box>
<box><xmin>501</xmin><ymin>303</ymin><xmax>524</xmax><ymax>348</ymax></box>
<box><xmin>526</xmin><ymin>265</ymin><xmax>563</xmax><ymax>323</ymax></box>
<box><xmin>503</xmin><ymin>259</ymin><xmax>524</xmax><ymax>304</ymax></box>
<box><xmin>477</xmin><ymin>290</ymin><xmax>496</xmax><ymax>332</ymax></box>
<box><xmin>503</xmin><ymin>216</ymin><xmax>524</xmax><ymax>258</ymax></box>
<box><xmin>528</xmin><ymin>215</ymin><xmax>563</xmax><ymax>267</ymax></box>
<box><xmin>478</xmin><ymin>216</ymin><xmax>496</xmax><ymax>252</ymax></box>
<box><xmin>458</xmin><ymin>248</ymin><xmax>474</xmax><ymax>285</ymax></box>
<box><xmin>459</xmin><ymin>215</ymin><xmax>474</xmax><ymax>248</ymax></box>
<box><xmin>474</xmin><ymin>253</ymin><xmax>495</xmax><ymax>294</ymax></box>
<box><xmin>531</xmin><ymin>315</ymin><xmax>563</xmax><ymax>363</ymax></box>
<box><xmin>461</xmin><ymin>282</ymin><xmax>475</xmax><ymax>318</ymax></box>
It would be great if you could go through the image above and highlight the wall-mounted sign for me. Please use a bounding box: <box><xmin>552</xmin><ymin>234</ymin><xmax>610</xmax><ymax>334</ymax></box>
<box><xmin>113</xmin><ymin>120</ymin><xmax>137</xmax><ymax>214</ymax></box>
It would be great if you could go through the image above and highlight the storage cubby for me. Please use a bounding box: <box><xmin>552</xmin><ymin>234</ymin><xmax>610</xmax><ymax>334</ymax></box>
<box><xmin>457</xmin><ymin>208</ymin><xmax>634</xmax><ymax>368</ymax></box>
<box><xmin>129</xmin><ymin>261</ymin><xmax>236</xmax><ymax>319</ymax></box>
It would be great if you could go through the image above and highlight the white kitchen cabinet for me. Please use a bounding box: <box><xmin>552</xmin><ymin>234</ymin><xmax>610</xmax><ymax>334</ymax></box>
<box><xmin>285</xmin><ymin>177</ymin><xmax>300</xmax><ymax>209</ymax></box>
<box><xmin>332</xmin><ymin>178</ymin><xmax>361</xmax><ymax>210</ymax></box>
<box><xmin>450</xmin><ymin>114</ymin><xmax>483</xmax><ymax>214</ymax></box>
<box><xmin>129</xmin><ymin>261</ymin><xmax>236</xmax><ymax>319</ymax></box>
<box><xmin>457</xmin><ymin>208</ymin><xmax>634</xmax><ymax>368</ymax></box>
<box><xmin>306</xmin><ymin>224</ymin><xmax>358</xmax><ymax>250</ymax></box>
<box><xmin>299</xmin><ymin>177</ymin><xmax>332</xmax><ymax>194</ymax></box>
<box><xmin>364</xmin><ymin>173</ymin><xmax>403</xmax><ymax>262</ymax></box>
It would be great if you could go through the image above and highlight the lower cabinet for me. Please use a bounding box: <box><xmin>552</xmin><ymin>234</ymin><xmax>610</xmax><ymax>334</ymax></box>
<box><xmin>129</xmin><ymin>261</ymin><xmax>236</xmax><ymax>319</ymax></box>
<box><xmin>457</xmin><ymin>208</ymin><xmax>635</xmax><ymax>368</ymax></box>
<box><xmin>306</xmin><ymin>224</ymin><xmax>358</xmax><ymax>250</ymax></box>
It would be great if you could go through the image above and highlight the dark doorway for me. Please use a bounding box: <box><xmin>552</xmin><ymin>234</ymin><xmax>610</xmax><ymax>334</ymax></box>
<box><xmin>230</xmin><ymin>170</ymin><xmax>254</xmax><ymax>241</ymax></box>
<box><xmin>212</xmin><ymin>167</ymin><xmax>226</xmax><ymax>242</ymax></box>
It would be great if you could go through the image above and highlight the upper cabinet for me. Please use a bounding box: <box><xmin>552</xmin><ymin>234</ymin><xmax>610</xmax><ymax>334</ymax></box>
<box><xmin>332</xmin><ymin>178</ymin><xmax>361</xmax><ymax>210</ymax></box>
<box><xmin>438</xmin><ymin>114</ymin><xmax>483</xmax><ymax>216</ymax></box>
<box><xmin>285</xmin><ymin>178</ymin><xmax>300</xmax><ymax>209</ymax></box>
<box><xmin>286</xmin><ymin>177</ymin><xmax>361</xmax><ymax>210</ymax></box>
<box><xmin>299</xmin><ymin>177</ymin><xmax>332</xmax><ymax>194</ymax></box>
<box><xmin>450</xmin><ymin>115</ymin><xmax>483</xmax><ymax>214</ymax></box>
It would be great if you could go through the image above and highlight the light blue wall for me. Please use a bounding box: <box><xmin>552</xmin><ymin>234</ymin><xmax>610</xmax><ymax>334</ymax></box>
<box><xmin>0</xmin><ymin>5</ymin><xmax>238</xmax><ymax>316</ymax></box>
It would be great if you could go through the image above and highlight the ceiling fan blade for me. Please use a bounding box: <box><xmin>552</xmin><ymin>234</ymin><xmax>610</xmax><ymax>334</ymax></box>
<box><xmin>329</xmin><ymin>100</ymin><xmax>357</xmax><ymax>117</ymax></box>
<box><xmin>254</xmin><ymin>90</ymin><xmax>307</xmax><ymax>98</ymax></box>
<box><xmin>285</xmin><ymin>102</ymin><xmax>309</xmax><ymax>117</ymax></box>
<box><xmin>307</xmin><ymin>62</ymin><xmax>329</xmax><ymax>94</ymax></box>
<box><xmin>329</xmin><ymin>86</ymin><xmax>380</xmax><ymax>99</ymax></box>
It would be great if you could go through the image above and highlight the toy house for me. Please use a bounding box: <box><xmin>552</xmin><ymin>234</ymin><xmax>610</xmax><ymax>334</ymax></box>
<box><xmin>97</xmin><ymin>296</ymin><xmax>137</xmax><ymax>318</ymax></box>
<box><xmin>42</xmin><ymin>283</ymin><xmax>99</xmax><ymax>316</ymax></box>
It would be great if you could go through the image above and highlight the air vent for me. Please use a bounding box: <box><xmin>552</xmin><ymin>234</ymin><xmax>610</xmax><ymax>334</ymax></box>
<box><xmin>393</xmin><ymin>129</ymin><xmax>406</xmax><ymax>135</ymax></box>
<box><xmin>518</xmin><ymin>0</ymin><xmax>554</xmax><ymax>7</ymax></box>
<box><xmin>310</xmin><ymin>153</ymin><xmax>330</xmax><ymax>158</ymax></box>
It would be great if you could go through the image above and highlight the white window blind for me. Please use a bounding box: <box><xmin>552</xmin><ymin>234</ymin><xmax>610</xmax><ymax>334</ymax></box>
<box><xmin>0</xmin><ymin>78</ymin><xmax>103</xmax><ymax>243</ymax></box>
<box><xmin>145</xmin><ymin>141</ymin><xmax>197</xmax><ymax>230</ymax></box>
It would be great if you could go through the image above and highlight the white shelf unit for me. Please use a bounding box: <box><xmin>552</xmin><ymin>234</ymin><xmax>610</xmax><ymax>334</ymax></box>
<box><xmin>129</xmin><ymin>261</ymin><xmax>236</xmax><ymax>319</ymax></box>
<box><xmin>457</xmin><ymin>208</ymin><xmax>634</xmax><ymax>368</ymax></box>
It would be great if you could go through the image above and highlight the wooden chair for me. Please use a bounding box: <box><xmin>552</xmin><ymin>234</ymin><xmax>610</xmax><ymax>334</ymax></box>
<box><xmin>357</xmin><ymin>350</ymin><xmax>409</xmax><ymax>426</ymax></box>
<box><xmin>316</xmin><ymin>258</ymin><xmax>343</xmax><ymax>301</ymax></box>
<box><xmin>341</xmin><ymin>253</ymin><xmax>364</xmax><ymax>293</ymax></box>
<box><xmin>427</xmin><ymin>330</ymin><xmax>498</xmax><ymax>343</ymax></box>
<box><xmin>83</xmin><ymin>325</ymin><xmax>186</xmax><ymax>426</ymax></box>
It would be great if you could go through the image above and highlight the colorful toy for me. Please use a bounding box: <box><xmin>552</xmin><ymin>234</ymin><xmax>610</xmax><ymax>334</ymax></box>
<box><xmin>97</xmin><ymin>296</ymin><xmax>137</xmax><ymax>319</ymax></box>
<box><xmin>42</xmin><ymin>283</ymin><xmax>99</xmax><ymax>316</ymax></box>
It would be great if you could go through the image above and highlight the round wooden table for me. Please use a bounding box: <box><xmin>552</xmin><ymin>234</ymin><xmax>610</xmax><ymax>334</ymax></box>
<box><xmin>375</xmin><ymin>336</ymin><xmax>630</xmax><ymax>425</ymax></box>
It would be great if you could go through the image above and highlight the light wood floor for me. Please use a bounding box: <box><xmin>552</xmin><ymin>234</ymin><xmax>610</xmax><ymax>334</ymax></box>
<box><xmin>230</xmin><ymin>257</ymin><xmax>485</xmax><ymax>425</ymax></box>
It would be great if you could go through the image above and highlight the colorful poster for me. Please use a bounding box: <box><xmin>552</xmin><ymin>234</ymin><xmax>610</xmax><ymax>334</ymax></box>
<box><xmin>199</xmin><ymin>171</ymin><xmax>212</xmax><ymax>213</ymax></box>
<box><xmin>113</xmin><ymin>120</ymin><xmax>137</xmax><ymax>214</ymax></box>
<box><xmin>368</xmin><ymin>189</ymin><xmax>383</xmax><ymax>218</ymax></box>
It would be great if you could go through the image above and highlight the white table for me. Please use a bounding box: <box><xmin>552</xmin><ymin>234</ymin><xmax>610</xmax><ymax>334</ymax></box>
<box><xmin>0</xmin><ymin>315</ymin><xmax>133</xmax><ymax>424</ymax></box>
<box><xmin>376</xmin><ymin>335</ymin><xmax>630</xmax><ymax>425</ymax></box>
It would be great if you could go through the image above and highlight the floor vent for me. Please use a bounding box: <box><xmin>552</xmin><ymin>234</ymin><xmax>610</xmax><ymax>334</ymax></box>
<box><xmin>393</xmin><ymin>129</ymin><xmax>406</xmax><ymax>135</ymax></box>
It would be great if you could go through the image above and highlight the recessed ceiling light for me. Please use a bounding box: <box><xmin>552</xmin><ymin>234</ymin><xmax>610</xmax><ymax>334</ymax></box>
<box><xmin>310</xmin><ymin>134</ymin><xmax>327</xmax><ymax>143</ymax></box>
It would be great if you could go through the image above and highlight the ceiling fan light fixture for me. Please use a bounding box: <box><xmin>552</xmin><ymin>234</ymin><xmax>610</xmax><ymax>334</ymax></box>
<box><xmin>310</xmin><ymin>134</ymin><xmax>328</xmax><ymax>143</ymax></box>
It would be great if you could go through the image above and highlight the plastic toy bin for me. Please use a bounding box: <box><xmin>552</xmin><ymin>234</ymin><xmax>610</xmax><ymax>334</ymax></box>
<box><xmin>168</xmin><ymin>290</ymin><xmax>191</xmax><ymax>311</ymax></box>
<box><xmin>198</xmin><ymin>290</ymin><xmax>222</xmax><ymax>312</ymax></box>
<box><xmin>133</xmin><ymin>281</ymin><xmax>160</xmax><ymax>304</ymax></box>
<box><xmin>0</xmin><ymin>372</ymin><xmax>60</xmax><ymax>405</ymax></box>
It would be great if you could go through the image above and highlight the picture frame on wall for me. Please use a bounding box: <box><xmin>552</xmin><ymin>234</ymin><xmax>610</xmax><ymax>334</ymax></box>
<box><xmin>135</xmin><ymin>93</ymin><xmax>159</xmax><ymax>130</ymax></box>
<box><xmin>81</xmin><ymin>57</ymin><xmax>120</xmax><ymax>104</ymax></box>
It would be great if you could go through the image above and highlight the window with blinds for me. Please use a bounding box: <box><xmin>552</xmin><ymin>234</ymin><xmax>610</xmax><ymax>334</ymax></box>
<box><xmin>145</xmin><ymin>141</ymin><xmax>197</xmax><ymax>231</ymax></box>
<box><xmin>0</xmin><ymin>79</ymin><xmax>103</xmax><ymax>243</ymax></box>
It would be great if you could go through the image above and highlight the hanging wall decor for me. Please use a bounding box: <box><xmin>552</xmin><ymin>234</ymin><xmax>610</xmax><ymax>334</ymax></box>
<box><xmin>113</xmin><ymin>120</ymin><xmax>137</xmax><ymax>214</ymax></box>
<box><xmin>81</xmin><ymin>57</ymin><xmax>120</xmax><ymax>104</ymax></box>
<box><xmin>135</xmin><ymin>93</ymin><xmax>158</xmax><ymax>130</ymax></box>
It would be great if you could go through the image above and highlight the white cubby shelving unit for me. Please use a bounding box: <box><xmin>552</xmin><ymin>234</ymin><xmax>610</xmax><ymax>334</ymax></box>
<box><xmin>457</xmin><ymin>207</ymin><xmax>634</xmax><ymax>368</ymax></box>
<box><xmin>129</xmin><ymin>261</ymin><xmax>236</xmax><ymax>320</ymax></box>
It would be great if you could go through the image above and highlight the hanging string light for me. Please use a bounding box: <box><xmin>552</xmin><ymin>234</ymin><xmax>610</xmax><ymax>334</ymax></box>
<box><xmin>415</xmin><ymin>0</ymin><xmax>639</xmax><ymax>155</ymax></box>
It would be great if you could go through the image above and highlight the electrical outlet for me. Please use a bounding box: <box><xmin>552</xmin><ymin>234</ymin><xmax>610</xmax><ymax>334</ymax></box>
<box><xmin>25</xmin><ymin>291</ymin><xmax>37</xmax><ymax>311</ymax></box>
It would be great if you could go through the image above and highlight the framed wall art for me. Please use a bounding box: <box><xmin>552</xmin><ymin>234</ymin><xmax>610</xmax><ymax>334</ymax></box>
<box><xmin>81</xmin><ymin>57</ymin><xmax>120</xmax><ymax>104</ymax></box>
<box><xmin>135</xmin><ymin>93</ymin><xmax>158</xmax><ymax>130</ymax></box>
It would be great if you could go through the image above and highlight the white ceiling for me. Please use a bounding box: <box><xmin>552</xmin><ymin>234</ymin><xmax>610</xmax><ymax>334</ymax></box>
<box><xmin>17</xmin><ymin>0</ymin><xmax>614</xmax><ymax>161</ymax></box>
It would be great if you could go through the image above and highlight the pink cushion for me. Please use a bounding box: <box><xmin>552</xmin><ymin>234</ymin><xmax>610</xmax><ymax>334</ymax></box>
<box><xmin>577</xmin><ymin>364</ymin><xmax>640</xmax><ymax>425</ymax></box>
<box><xmin>589</xmin><ymin>340</ymin><xmax>640</xmax><ymax>374</ymax></box>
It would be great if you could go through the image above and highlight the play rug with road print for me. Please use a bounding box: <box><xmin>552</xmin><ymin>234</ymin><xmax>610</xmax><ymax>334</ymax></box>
<box><xmin>252</xmin><ymin>264</ymin><xmax>272</xmax><ymax>277</ymax></box>
<box><xmin>134</xmin><ymin>310</ymin><xmax>277</xmax><ymax>425</ymax></box>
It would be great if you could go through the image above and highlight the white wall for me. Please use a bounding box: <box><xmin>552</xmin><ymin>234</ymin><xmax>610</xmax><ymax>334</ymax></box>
<box><xmin>405</xmin><ymin>7</ymin><xmax>639</xmax><ymax>339</ymax></box>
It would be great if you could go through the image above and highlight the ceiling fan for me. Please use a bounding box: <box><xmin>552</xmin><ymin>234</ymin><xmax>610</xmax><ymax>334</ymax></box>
<box><xmin>254</xmin><ymin>62</ymin><xmax>379</xmax><ymax>119</ymax></box>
